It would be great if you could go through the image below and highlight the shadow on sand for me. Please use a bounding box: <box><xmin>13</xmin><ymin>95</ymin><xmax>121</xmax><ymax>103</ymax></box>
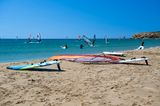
<box><xmin>19</xmin><ymin>68</ymin><xmax>65</xmax><ymax>72</ymax></box>
<box><xmin>83</xmin><ymin>62</ymin><xmax>151</xmax><ymax>66</ymax></box>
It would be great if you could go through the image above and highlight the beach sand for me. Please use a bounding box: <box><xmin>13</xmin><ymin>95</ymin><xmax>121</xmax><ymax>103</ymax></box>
<box><xmin>0</xmin><ymin>47</ymin><xmax>160</xmax><ymax>106</ymax></box>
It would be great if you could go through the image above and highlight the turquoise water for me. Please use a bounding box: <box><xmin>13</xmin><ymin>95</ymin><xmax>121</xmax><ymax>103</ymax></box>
<box><xmin>0</xmin><ymin>39</ymin><xmax>160</xmax><ymax>62</ymax></box>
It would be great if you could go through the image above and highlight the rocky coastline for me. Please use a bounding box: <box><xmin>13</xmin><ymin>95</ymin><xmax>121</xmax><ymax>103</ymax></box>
<box><xmin>132</xmin><ymin>31</ymin><xmax>160</xmax><ymax>39</ymax></box>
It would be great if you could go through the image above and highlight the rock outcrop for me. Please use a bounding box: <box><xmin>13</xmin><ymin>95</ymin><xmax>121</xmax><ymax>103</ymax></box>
<box><xmin>132</xmin><ymin>31</ymin><xmax>160</xmax><ymax>39</ymax></box>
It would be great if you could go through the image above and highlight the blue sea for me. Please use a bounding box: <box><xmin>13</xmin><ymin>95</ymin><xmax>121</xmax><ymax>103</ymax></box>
<box><xmin>0</xmin><ymin>39</ymin><xmax>160</xmax><ymax>62</ymax></box>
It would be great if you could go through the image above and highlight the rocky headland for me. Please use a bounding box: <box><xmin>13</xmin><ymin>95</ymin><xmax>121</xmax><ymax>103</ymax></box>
<box><xmin>133</xmin><ymin>31</ymin><xmax>160</xmax><ymax>39</ymax></box>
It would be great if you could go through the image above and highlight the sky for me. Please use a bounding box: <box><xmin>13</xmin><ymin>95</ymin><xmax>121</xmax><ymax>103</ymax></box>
<box><xmin>0</xmin><ymin>0</ymin><xmax>160</xmax><ymax>38</ymax></box>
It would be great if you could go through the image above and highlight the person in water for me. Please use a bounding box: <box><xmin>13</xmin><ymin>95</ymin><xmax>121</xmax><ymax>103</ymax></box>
<box><xmin>137</xmin><ymin>41</ymin><xmax>144</xmax><ymax>50</ymax></box>
<box><xmin>37</xmin><ymin>36</ymin><xmax>41</xmax><ymax>42</ymax></box>
<box><xmin>64</xmin><ymin>44</ymin><xmax>68</xmax><ymax>49</ymax></box>
<box><xmin>61</xmin><ymin>44</ymin><xmax>68</xmax><ymax>49</ymax></box>
<box><xmin>80</xmin><ymin>44</ymin><xmax>84</xmax><ymax>49</ymax></box>
<box><xmin>27</xmin><ymin>37</ymin><xmax>31</xmax><ymax>43</ymax></box>
<box><xmin>37</xmin><ymin>33</ymin><xmax>41</xmax><ymax>42</ymax></box>
<box><xmin>27</xmin><ymin>34</ymin><xmax>32</xmax><ymax>43</ymax></box>
<box><xmin>91</xmin><ymin>34</ymin><xmax>96</xmax><ymax>46</ymax></box>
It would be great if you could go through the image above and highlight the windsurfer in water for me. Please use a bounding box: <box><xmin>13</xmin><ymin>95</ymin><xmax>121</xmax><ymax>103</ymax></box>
<box><xmin>37</xmin><ymin>33</ymin><xmax>41</xmax><ymax>42</ymax></box>
<box><xmin>61</xmin><ymin>44</ymin><xmax>68</xmax><ymax>49</ymax></box>
<box><xmin>77</xmin><ymin>35</ymin><xmax>81</xmax><ymax>41</ymax></box>
<box><xmin>27</xmin><ymin>34</ymin><xmax>32</xmax><ymax>43</ymax></box>
<box><xmin>80</xmin><ymin>44</ymin><xmax>84</xmax><ymax>49</ymax></box>
<box><xmin>82</xmin><ymin>35</ymin><xmax>96</xmax><ymax>47</ymax></box>
<box><xmin>64</xmin><ymin>44</ymin><xmax>68</xmax><ymax>49</ymax></box>
<box><xmin>137</xmin><ymin>40</ymin><xmax>144</xmax><ymax>50</ymax></box>
<box><xmin>92</xmin><ymin>34</ymin><xmax>96</xmax><ymax>46</ymax></box>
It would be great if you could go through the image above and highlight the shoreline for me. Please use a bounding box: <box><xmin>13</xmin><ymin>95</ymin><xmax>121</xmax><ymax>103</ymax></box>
<box><xmin>1</xmin><ymin>46</ymin><xmax>160</xmax><ymax>64</ymax></box>
<box><xmin>0</xmin><ymin>47</ymin><xmax>160</xmax><ymax>106</ymax></box>
<box><xmin>119</xmin><ymin>46</ymin><xmax>160</xmax><ymax>52</ymax></box>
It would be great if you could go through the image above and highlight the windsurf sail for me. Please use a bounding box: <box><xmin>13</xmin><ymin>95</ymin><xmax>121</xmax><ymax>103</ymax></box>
<box><xmin>104</xmin><ymin>36</ymin><xmax>109</xmax><ymax>44</ymax></box>
<box><xmin>48</xmin><ymin>54</ymin><xmax>121</xmax><ymax>63</ymax></box>
<box><xmin>25</xmin><ymin>33</ymin><xmax>42</xmax><ymax>43</ymax></box>
<box><xmin>82</xmin><ymin>35</ymin><xmax>95</xmax><ymax>47</ymax></box>
<box><xmin>37</xmin><ymin>33</ymin><xmax>41</xmax><ymax>42</ymax></box>
<box><xmin>26</xmin><ymin>34</ymin><xmax>32</xmax><ymax>43</ymax></box>
<box><xmin>77</xmin><ymin>35</ymin><xmax>82</xmax><ymax>40</ymax></box>
<box><xmin>48</xmin><ymin>54</ymin><xmax>148</xmax><ymax>65</ymax></box>
<box><xmin>92</xmin><ymin>34</ymin><xmax>96</xmax><ymax>45</ymax></box>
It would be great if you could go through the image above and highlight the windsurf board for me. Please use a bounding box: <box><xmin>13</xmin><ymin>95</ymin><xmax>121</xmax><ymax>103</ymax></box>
<box><xmin>7</xmin><ymin>60</ymin><xmax>60</xmax><ymax>70</ymax></box>
<box><xmin>103</xmin><ymin>51</ymin><xmax>125</xmax><ymax>56</ymax></box>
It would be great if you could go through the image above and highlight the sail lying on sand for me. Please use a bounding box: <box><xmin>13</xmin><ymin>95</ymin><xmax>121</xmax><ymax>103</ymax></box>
<box><xmin>48</xmin><ymin>54</ymin><xmax>121</xmax><ymax>63</ymax></box>
<box><xmin>48</xmin><ymin>54</ymin><xmax>149</xmax><ymax>65</ymax></box>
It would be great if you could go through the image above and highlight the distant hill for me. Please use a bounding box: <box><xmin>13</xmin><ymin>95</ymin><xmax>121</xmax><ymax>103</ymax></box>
<box><xmin>132</xmin><ymin>31</ymin><xmax>160</xmax><ymax>39</ymax></box>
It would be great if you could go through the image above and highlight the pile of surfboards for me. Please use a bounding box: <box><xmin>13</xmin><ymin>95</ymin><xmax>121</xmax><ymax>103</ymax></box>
<box><xmin>48</xmin><ymin>54</ymin><xmax>149</xmax><ymax>65</ymax></box>
<box><xmin>7</xmin><ymin>52</ymin><xmax>149</xmax><ymax>71</ymax></box>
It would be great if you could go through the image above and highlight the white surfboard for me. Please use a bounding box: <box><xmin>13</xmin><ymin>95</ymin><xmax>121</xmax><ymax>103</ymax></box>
<box><xmin>103</xmin><ymin>51</ymin><xmax>124</xmax><ymax>56</ymax></box>
<box><xmin>136</xmin><ymin>46</ymin><xmax>144</xmax><ymax>50</ymax></box>
<box><xmin>60</xmin><ymin>46</ymin><xmax>67</xmax><ymax>49</ymax></box>
<box><xmin>118</xmin><ymin>57</ymin><xmax>148</xmax><ymax>64</ymax></box>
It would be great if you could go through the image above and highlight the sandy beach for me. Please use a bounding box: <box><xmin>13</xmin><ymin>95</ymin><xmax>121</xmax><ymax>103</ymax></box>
<box><xmin>0</xmin><ymin>47</ymin><xmax>160</xmax><ymax>106</ymax></box>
